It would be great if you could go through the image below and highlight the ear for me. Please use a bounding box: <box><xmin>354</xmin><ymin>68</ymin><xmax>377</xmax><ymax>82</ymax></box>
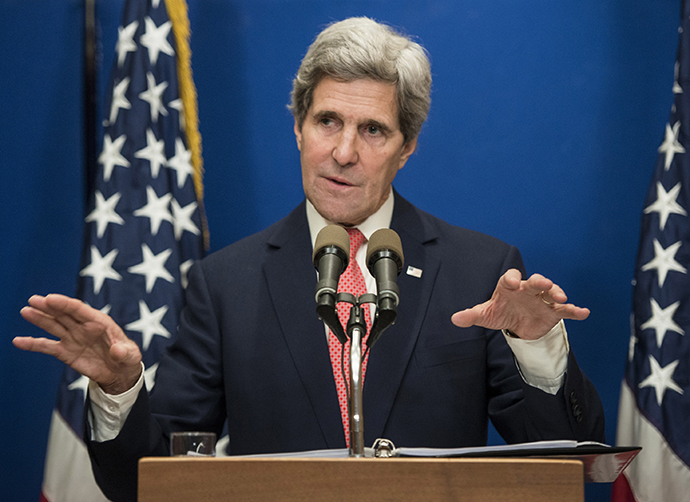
<box><xmin>294</xmin><ymin>118</ymin><xmax>303</xmax><ymax>152</ymax></box>
<box><xmin>398</xmin><ymin>137</ymin><xmax>418</xmax><ymax>169</ymax></box>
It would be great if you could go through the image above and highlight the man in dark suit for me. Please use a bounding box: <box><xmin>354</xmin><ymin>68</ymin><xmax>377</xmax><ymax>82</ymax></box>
<box><xmin>15</xmin><ymin>17</ymin><xmax>604</xmax><ymax>501</ymax></box>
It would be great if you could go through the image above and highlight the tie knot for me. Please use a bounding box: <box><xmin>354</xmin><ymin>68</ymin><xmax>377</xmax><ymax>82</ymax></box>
<box><xmin>347</xmin><ymin>228</ymin><xmax>366</xmax><ymax>259</ymax></box>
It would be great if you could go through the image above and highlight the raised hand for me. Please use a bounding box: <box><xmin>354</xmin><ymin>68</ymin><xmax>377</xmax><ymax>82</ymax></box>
<box><xmin>14</xmin><ymin>294</ymin><xmax>142</xmax><ymax>394</ymax></box>
<box><xmin>450</xmin><ymin>269</ymin><xmax>590</xmax><ymax>340</ymax></box>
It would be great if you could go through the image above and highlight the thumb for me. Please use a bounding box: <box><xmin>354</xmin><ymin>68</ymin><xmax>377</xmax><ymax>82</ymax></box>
<box><xmin>451</xmin><ymin>307</ymin><xmax>481</xmax><ymax>328</ymax></box>
<box><xmin>109</xmin><ymin>339</ymin><xmax>141</xmax><ymax>366</ymax></box>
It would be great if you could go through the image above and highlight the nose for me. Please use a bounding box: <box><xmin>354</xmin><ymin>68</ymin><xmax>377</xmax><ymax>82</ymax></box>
<box><xmin>332</xmin><ymin>128</ymin><xmax>358</xmax><ymax>167</ymax></box>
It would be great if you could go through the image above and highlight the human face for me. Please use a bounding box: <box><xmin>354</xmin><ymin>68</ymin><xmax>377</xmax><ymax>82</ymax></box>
<box><xmin>294</xmin><ymin>77</ymin><xmax>417</xmax><ymax>226</ymax></box>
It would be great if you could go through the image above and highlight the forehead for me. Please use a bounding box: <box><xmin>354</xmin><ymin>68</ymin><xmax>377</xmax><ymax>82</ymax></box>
<box><xmin>310</xmin><ymin>77</ymin><xmax>400</xmax><ymax>129</ymax></box>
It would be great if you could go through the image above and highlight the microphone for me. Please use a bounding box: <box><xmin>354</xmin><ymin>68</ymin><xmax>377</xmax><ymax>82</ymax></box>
<box><xmin>313</xmin><ymin>225</ymin><xmax>349</xmax><ymax>344</ymax></box>
<box><xmin>366</xmin><ymin>228</ymin><xmax>404</xmax><ymax>348</ymax></box>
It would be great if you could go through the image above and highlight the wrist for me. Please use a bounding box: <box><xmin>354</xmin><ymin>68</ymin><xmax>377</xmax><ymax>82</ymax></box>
<box><xmin>99</xmin><ymin>364</ymin><xmax>143</xmax><ymax>395</ymax></box>
<box><xmin>503</xmin><ymin>329</ymin><xmax>520</xmax><ymax>339</ymax></box>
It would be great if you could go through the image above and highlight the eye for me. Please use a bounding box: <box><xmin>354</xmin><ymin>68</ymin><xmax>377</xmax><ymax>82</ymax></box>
<box><xmin>366</xmin><ymin>125</ymin><xmax>382</xmax><ymax>136</ymax></box>
<box><xmin>317</xmin><ymin>115</ymin><xmax>339</xmax><ymax>129</ymax></box>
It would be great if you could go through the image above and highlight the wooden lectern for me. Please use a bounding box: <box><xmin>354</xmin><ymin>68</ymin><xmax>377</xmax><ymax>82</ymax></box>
<box><xmin>138</xmin><ymin>456</ymin><xmax>584</xmax><ymax>501</ymax></box>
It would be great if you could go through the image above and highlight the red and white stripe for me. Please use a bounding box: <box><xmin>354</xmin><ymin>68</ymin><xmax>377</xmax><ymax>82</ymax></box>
<box><xmin>612</xmin><ymin>380</ymin><xmax>690</xmax><ymax>502</ymax></box>
<box><xmin>40</xmin><ymin>410</ymin><xmax>109</xmax><ymax>502</ymax></box>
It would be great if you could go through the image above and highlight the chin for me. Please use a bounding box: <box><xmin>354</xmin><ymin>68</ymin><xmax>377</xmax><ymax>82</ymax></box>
<box><xmin>311</xmin><ymin>199</ymin><xmax>358</xmax><ymax>225</ymax></box>
<box><xmin>323</xmin><ymin>210</ymin><xmax>363</xmax><ymax>227</ymax></box>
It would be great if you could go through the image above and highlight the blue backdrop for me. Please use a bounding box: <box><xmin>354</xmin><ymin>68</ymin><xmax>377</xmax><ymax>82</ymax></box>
<box><xmin>0</xmin><ymin>1</ymin><xmax>680</xmax><ymax>500</ymax></box>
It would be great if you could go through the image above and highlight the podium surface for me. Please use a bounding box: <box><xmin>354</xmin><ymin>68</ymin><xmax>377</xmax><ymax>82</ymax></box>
<box><xmin>138</xmin><ymin>456</ymin><xmax>584</xmax><ymax>501</ymax></box>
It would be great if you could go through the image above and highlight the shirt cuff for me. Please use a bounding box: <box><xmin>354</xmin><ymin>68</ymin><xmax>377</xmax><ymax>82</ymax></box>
<box><xmin>502</xmin><ymin>320</ymin><xmax>570</xmax><ymax>395</ymax></box>
<box><xmin>88</xmin><ymin>362</ymin><xmax>145</xmax><ymax>442</ymax></box>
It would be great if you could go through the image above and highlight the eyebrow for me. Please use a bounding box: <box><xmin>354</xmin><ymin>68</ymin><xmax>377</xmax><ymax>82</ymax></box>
<box><xmin>312</xmin><ymin>110</ymin><xmax>394</xmax><ymax>134</ymax></box>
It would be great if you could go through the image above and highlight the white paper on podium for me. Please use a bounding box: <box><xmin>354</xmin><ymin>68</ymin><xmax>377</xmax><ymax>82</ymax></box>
<box><xmin>237</xmin><ymin>439</ymin><xmax>592</xmax><ymax>459</ymax></box>
<box><xmin>234</xmin><ymin>440</ymin><xmax>640</xmax><ymax>483</ymax></box>
<box><xmin>391</xmin><ymin>439</ymin><xmax>583</xmax><ymax>457</ymax></box>
<box><xmin>239</xmin><ymin>448</ymin><xmax>350</xmax><ymax>459</ymax></box>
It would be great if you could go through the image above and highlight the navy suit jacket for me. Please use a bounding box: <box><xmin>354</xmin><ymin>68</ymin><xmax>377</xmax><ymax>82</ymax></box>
<box><xmin>87</xmin><ymin>192</ymin><xmax>604</xmax><ymax>501</ymax></box>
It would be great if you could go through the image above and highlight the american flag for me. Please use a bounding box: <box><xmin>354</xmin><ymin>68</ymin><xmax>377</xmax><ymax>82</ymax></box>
<box><xmin>612</xmin><ymin>1</ymin><xmax>690</xmax><ymax>500</ymax></box>
<box><xmin>40</xmin><ymin>1</ymin><xmax>205</xmax><ymax>501</ymax></box>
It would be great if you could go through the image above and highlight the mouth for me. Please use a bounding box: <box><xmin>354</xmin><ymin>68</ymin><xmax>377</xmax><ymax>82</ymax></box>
<box><xmin>325</xmin><ymin>176</ymin><xmax>354</xmax><ymax>187</ymax></box>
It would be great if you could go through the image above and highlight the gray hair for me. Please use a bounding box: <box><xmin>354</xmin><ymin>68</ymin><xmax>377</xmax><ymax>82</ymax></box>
<box><xmin>289</xmin><ymin>17</ymin><xmax>432</xmax><ymax>143</ymax></box>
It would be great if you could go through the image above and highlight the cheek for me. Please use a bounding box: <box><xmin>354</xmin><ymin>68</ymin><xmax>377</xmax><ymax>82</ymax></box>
<box><xmin>302</xmin><ymin>136</ymin><xmax>331</xmax><ymax>164</ymax></box>
<box><xmin>378</xmin><ymin>155</ymin><xmax>404</xmax><ymax>183</ymax></box>
<box><xmin>300</xmin><ymin>155</ymin><xmax>315</xmax><ymax>184</ymax></box>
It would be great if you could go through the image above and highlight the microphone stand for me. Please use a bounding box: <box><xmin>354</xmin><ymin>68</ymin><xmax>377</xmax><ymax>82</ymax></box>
<box><xmin>348</xmin><ymin>304</ymin><xmax>365</xmax><ymax>457</ymax></box>
<box><xmin>337</xmin><ymin>292</ymin><xmax>377</xmax><ymax>457</ymax></box>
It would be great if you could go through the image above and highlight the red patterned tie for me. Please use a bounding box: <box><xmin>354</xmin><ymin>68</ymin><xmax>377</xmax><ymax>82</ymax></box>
<box><xmin>328</xmin><ymin>228</ymin><xmax>372</xmax><ymax>446</ymax></box>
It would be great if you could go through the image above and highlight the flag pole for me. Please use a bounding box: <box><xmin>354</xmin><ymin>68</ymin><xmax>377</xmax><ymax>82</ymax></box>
<box><xmin>84</xmin><ymin>0</ymin><xmax>97</xmax><ymax>202</ymax></box>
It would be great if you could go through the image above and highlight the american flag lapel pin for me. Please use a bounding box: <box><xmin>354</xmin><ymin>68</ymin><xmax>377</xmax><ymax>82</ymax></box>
<box><xmin>406</xmin><ymin>266</ymin><xmax>423</xmax><ymax>278</ymax></box>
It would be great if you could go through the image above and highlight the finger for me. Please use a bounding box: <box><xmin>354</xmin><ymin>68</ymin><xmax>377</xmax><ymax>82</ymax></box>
<box><xmin>556</xmin><ymin>303</ymin><xmax>590</xmax><ymax>321</ymax></box>
<box><xmin>45</xmin><ymin>294</ymin><xmax>103</xmax><ymax>324</ymax></box>
<box><xmin>33</xmin><ymin>295</ymin><xmax>110</xmax><ymax>336</ymax></box>
<box><xmin>27</xmin><ymin>295</ymin><xmax>85</xmax><ymax>333</ymax></box>
<box><xmin>523</xmin><ymin>273</ymin><xmax>554</xmax><ymax>295</ymax></box>
<box><xmin>12</xmin><ymin>336</ymin><xmax>63</xmax><ymax>358</ymax></box>
<box><xmin>542</xmin><ymin>283</ymin><xmax>568</xmax><ymax>305</ymax></box>
<box><xmin>498</xmin><ymin>269</ymin><xmax>523</xmax><ymax>291</ymax></box>
<box><xmin>20</xmin><ymin>306</ymin><xmax>72</xmax><ymax>340</ymax></box>
<box><xmin>25</xmin><ymin>295</ymin><xmax>49</xmax><ymax>313</ymax></box>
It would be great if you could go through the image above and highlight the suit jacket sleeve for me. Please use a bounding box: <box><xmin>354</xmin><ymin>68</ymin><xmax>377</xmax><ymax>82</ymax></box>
<box><xmin>86</xmin><ymin>255</ymin><xmax>228</xmax><ymax>502</ymax></box>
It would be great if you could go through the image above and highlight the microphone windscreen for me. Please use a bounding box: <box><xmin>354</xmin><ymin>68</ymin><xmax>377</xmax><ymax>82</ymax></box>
<box><xmin>313</xmin><ymin>225</ymin><xmax>350</xmax><ymax>263</ymax></box>
<box><xmin>366</xmin><ymin>229</ymin><xmax>404</xmax><ymax>266</ymax></box>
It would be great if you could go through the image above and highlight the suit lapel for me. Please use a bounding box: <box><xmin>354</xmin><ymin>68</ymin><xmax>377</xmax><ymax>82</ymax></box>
<box><xmin>363</xmin><ymin>193</ymin><xmax>441</xmax><ymax>443</ymax></box>
<box><xmin>262</xmin><ymin>203</ymin><xmax>346</xmax><ymax>448</ymax></box>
